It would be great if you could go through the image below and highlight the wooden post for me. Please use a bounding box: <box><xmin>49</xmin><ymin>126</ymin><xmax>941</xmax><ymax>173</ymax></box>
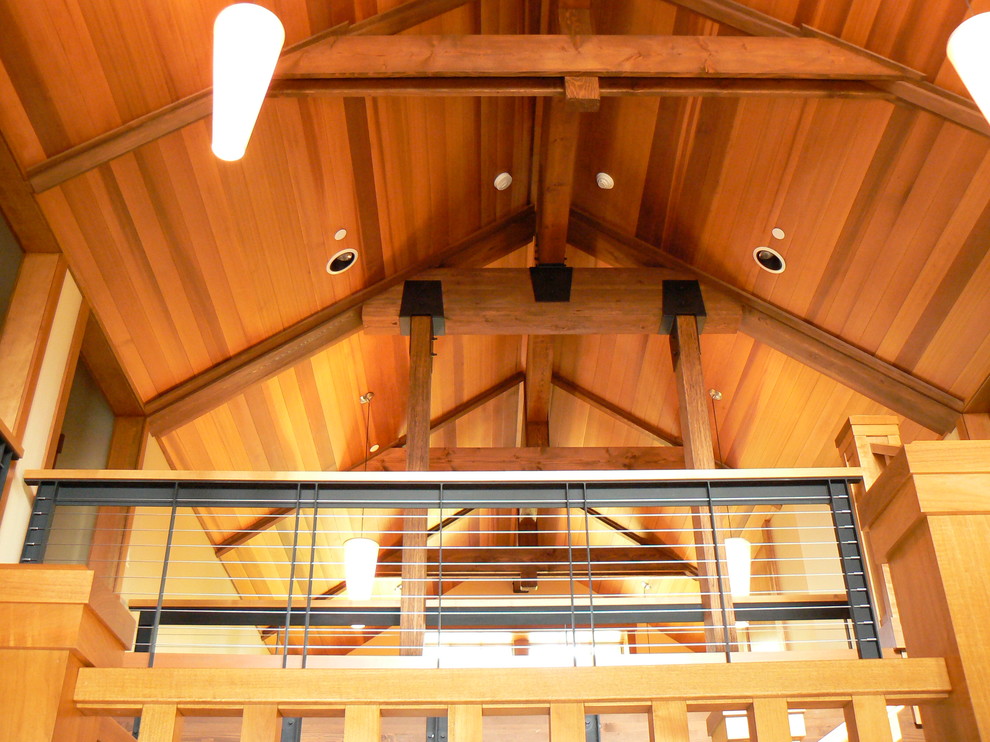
<box><xmin>550</xmin><ymin>702</ymin><xmax>586</xmax><ymax>742</ymax></box>
<box><xmin>834</xmin><ymin>415</ymin><xmax>904</xmax><ymax>649</ymax></box>
<box><xmin>448</xmin><ymin>704</ymin><xmax>483</xmax><ymax>742</ymax></box>
<box><xmin>844</xmin><ymin>696</ymin><xmax>894</xmax><ymax>742</ymax></box>
<box><xmin>89</xmin><ymin>416</ymin><xmax>148</xmax><ymax>593</ymax></box>
<box><xmin>0</xmin><ymin>565</ymin><xmax>134</xmax><ymax>742</ymax></box>
<box><xmin>241</xmin><ymin>705</ymin><xmax>281</xmax><ymax>742</ymax></box>
<box><xmin>343</xmin><ymin>705</ymin><xmax>381</xmax><ymax>742</ymax></box>
<box><xmin>138</xmin><ymin>705</ymin><xmax>182</xmax><ymax>742</ymax></box>
<box><xmin>670</xmin><ymin>313</ymin><xmax>736</xmax><ymax>651</ymax></box>
<box><xmin>0</xmin><ymin>254</ymin><xmax>66</xmax><ymax>441</ymax></box>
<box><xmin>649</xmin><ymin>701</ymin><xmax>690</xmax><ymax>742</ymax></box>
<box><xmin>401</xmin><ymin>315</ymin><xmax>433</xmax><ymax>655</ymax></box>
<box><xmin>957</xmin><ymin>413</ymin><xmax>990</xmax><ymax>440</ymax></box>
<box><xmin>863</xmin><ymin>440</ymin><xmax>990</xmax><ymax>741</ymax></box>
<box><xmin>748</xmin><ymin>698</ymin><xmax>790</xmax><ymax>742</ymax></box>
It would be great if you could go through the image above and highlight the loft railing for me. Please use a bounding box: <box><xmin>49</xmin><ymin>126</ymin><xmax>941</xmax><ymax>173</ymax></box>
<box><xmin>21</xmin><ymin>468</ymin><xmax>880</xmax><ymax>665</ymax></box>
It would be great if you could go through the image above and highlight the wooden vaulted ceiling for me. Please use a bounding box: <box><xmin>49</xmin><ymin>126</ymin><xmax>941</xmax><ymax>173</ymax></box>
<box><xmin>2</xmin><ymin>0</ymin><xmax>990</xmax><ymax>478</ymax></box>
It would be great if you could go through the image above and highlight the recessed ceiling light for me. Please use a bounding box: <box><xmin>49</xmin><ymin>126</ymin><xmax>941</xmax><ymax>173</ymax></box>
<box><xmin>327</xmin><ymin>248</ymin><xmax>359</xmax><ymax>274</ymax></box>
<box><xmin>596</xmin><ymin>172</ymin><xmax>615</xmax><ymax>190</ymax></box>
<box><xmin>334</xmin><ymin>228</ymin><xmax>347</xmax><ymax>241</ymax></box>
<box><xmin>369</xmin><ymin>444</ymin><xmax>380</xmax><ymax>453</ymax></box>
<box><xmin>771</xmin><ymin>227</ymin><xmax>785</xmax><ymax>240</ymax></box>
<box><xmin>753</xmin><ymin>246</ymin><xmax>786</xmax><ymax>274</ymax></box>
<box><xmin>493</xmin><ymin>172</ymin><xmax>513</xmax><ymax>191</ymax></box>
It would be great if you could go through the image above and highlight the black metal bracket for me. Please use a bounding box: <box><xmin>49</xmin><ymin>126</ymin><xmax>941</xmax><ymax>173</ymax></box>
<box><xmin>530</xmin><ymin>263</ymin><xmax>573</xmax><ymax>302</ymax></box>
<box><xmin>659</xmin><ymin>279</ymin><xmax>706</xmax><ymax>335</ymax></box>
<box><xmin>585</xmin><ymin>715</ymin><xmax>602</xmax><ymax>742</ymax></box>
<box><xmin>427</xmin><ymin>716</ymin><xmax>448</xmax><ymax>742</ymax></box>
<box><xmin>399</xmin><ymin>280</ymin><xmax>445</xmax><ymax>336</ymax></box>
<box><xmin>281</xmin><ymin>717</ymin><xmax>302</xmax><ymax>742</ymax></box>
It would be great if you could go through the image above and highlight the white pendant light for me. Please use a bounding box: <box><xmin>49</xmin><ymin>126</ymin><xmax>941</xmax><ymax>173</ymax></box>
<box><xmin>948</xmin><ymin>12</ymin><xmax>990</xmax><ymax>124</ymax></box>
<box><xmin>344</xmin><ymin>537</ymin><xmax>379</xmax><ymax>601</ymax></box>
<box><xmin>724</xmin><ymin>537</ymin><xmax>752</xmax><ymax>599</ymax></box>
<box><xmin>212</xmin><ymin>3</ymin><xmax>285</xmax><ymax>161</ymax></box>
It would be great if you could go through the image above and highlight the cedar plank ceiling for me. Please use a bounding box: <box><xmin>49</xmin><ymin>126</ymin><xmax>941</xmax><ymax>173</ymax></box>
<box><xmin>5</xmin><ymin>0</ymin><xmax>990</xmax><ymax>476</ymax></box>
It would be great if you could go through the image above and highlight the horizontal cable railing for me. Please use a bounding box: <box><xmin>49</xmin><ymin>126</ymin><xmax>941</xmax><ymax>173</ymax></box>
<box><xmin>23</xmin><ymin>469</ymin><xmax>879</xmax><ymax>665</ymax></box>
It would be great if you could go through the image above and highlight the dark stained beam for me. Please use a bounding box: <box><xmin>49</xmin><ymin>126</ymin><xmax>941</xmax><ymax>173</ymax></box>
<box><xmin>279</xmin><ymin>36</ymin><xmax>907</xmax><ymax>81</ymax></box>
<box><xmin>362</xmin><ymin>268</ymin><xmax>743</xmax><ymax>336</ymax></box>
<box><xmin>524</xmin><ymin>336</ymin><xmax>554</xmax><ymax>447</ymax></box>
<box><xmin>362</xmin><ymin>445</ymin><xmax>687</xmax><ymax>471</ymax></box>
<box><xmin>567</xmin><ymin>208</ymin><xmax>964</xmax><ymax>434</ymax></box>
<box><xmin>79</xmin><ymin>314</ymin><xmax>144</xmax><ymax>417</ymax></box>
<box><xmin>271</xmin><ymin>77</ymin><xmax>886</xmax><ymax>99</ymax></box>
<box><xmin>0</xmin><ymin>131</ymin><xmax>60</xmax><ymax>252</ymax></box>
<box><xmin>25</xmin><ymin>0</ymin><xmax>480</xmax><ymax>192</ymax></box>
<box><xmin>145</xmin><ymin>206</ymin><xmax>535</xmax><ymax>436</ymax></box>
<box><xmin>671</xmin><ymin>315</ymin><xmax>716</xmax><ymax>470</ymax></box>
<box><xmin>661</xmin><ymin>0</ymin><xmax>990</xmax><ymax>137</ymax></box>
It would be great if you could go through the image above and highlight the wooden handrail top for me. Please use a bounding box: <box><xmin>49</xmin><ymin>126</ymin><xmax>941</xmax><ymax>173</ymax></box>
<box><xmin>25</xmin><ymin>466</ymin><xmax>864</xmax><ymax>485</ymax></box>
<box><xmin>74</xmin><ymin>658</ymin><xmax>949</xmax><ymax>714</ymax></box>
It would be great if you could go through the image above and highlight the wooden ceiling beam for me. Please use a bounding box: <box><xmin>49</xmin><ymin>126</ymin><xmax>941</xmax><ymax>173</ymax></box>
<box><xmin>272</xmin><ymin>77</ymin><xmax>885</xmax><ymax>99</ymax></box>
<box><xmin>217</xmin><ymin>376</ymin><xmax>523</xmax><ymax>556</ymax></box>
<box><xmin>279</xmin><ymin>36</ymin><xmax>907</xmax><ymax>81</ymax></box>
<box><xmin>551</xmin><ymin>374</ymin><xmax>681</xmax><ymax>447</ymax></box>
<box><xmin>661</xmin><ymin>0</ymin><xmax>990</xmax><ymax>137</ymax></box>
<box><xmin>0</xmin><ymin>131</ymin><xmax>60</xmax><ymax>252</ymax></box>
<box><xmin>357</xmin><ymin>371</ymin><xmax>526</xmax><ymax>469</ymax></box>
<box><xmin>79</xmin><ymin>314</ymin><xmax>144</xmax><ymax>417</ymax></box>
<box><xmin>362</xmin><ymin>445</ymin><xmax>687</xmax><ymax>471</ymax></box>
<box><xmin>524</xmin><ymin>336</ymin><xmax>554</xmax><ymax>446</ymax></box>
<box><xmin>145</xmin><ymin>206</ymin><xmax>535</xmax><ymax>436</ymax></box>
<box><xmin>25</xmin><ymin>0</ymin><xmax>480</xmax><ymax>193</ymax></box>
<box><xmin>362</xmin><ymin>268</ymin><xmax>742</xmax><ymax>335</ymax></box>
<box><xmin>567</xmin><ymin>208</ymin><xmax>964</xmax><ymax>434</ymax></box>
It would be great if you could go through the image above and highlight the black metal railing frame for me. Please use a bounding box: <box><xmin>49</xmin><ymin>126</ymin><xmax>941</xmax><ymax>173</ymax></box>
<box><xmin>20</xmin><ymin>473</ymin><xmax>882</xmax><ymax>661</ymax></box>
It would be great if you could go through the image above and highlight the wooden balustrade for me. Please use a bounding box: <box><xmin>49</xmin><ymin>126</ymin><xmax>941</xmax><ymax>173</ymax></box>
<box><xmin>71</xmin><ymin>659</ymin><xmax>948</xmax><ymax>741</ymax></box>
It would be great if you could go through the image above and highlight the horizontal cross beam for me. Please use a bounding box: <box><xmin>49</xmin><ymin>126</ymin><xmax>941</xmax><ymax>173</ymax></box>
<box><xmin>363</xmin><ymin>446</ymin><xmax>686</xmax><ymax>471</ymax></box>
<box><xmin>362</xmin><ymin>269</ymin><xmax>742</xmax><ymax>335</ymax></box>
<box><xmin>279</xmin><ymin>35</ymin><xmax>908</xmax><ymax>81</ymax></box>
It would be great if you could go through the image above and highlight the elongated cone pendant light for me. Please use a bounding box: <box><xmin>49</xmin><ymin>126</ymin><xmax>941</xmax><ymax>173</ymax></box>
<box><xmin>212</xmin><ymin>3</ymin><xmax>285</xmax><ymax>161</ymax></box>
<box><xmin>724</xmin><ymin>537</ymin><xmax>752</xmax><ymax>599</ymax></box>
<box><xmin>948</xmin><ymin>12</ymin><xmax>990</xmax><ymax>124</ymax></box>
<box><xmin>344</xmin><ymin>537</ymin><xmax>380</xmax><ymax>601</ymax></box>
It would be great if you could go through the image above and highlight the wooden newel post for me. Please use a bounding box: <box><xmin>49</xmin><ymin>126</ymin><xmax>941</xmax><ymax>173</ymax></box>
<box><xmin>663</xmin><ymin>281</ymin><xmax>736</xmax><ymax>651</ymax></box>
<box><xmin>0</xmin><ymin>565</ymin><xmax>134</xmax><ymax>742</ymax></box>
<box><xmin>399</xmin><ymin>281</ymin><xmax>443</xmax><ymax>656</ymax></box>
<box><xmin>835</xmin><ymin>415</ymin><xmax>905</xmax><ymax>650</ymax></box>
<box><xmin>864</xmin><ymin>440</ymin><xmax>990</xmax><ymax>740</ymax></box>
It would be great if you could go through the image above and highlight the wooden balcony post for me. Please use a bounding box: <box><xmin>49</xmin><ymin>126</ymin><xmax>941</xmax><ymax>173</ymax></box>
<box><xmin>241</xmin><ymin>706</ymin><xmax>281</xmax><ymax>742</ymax></box>
<box><xmin>138</xmin><ymin>704</ymin><xmax>182</xmax><ymax>742</ymax></box>
<box><xmin>670</xmin><ymin>310</ymin><xmax>736</xmax><ymax>651</ymax></box>
<box><xmin>448</xmin><ymin>705</ymin><xmax>483</xmax><ymax>742</ymax></box>
<box><xmin>747</xmin><ymin>698</ymin><xmax>790</xmax><ymax>741</ymax></box>
<box><xmin>862</xmin><ymin>440</ymin><xmax>990</xmax><ymax>740</ymax></box>
<box><xmin>550</xmin><ymin>703</ymin><xmax>586</xmax><ymax>742</ymax></box>
<box><xmin>844</xmin><ymin>696</ymin><xmax>894</xmax><ymax>742</ymax></box>
<box><xmin>402</xmin><ymin>313</ymin><xmax>434</xmax><ymax>655</ymax></box>
<box><xmin>835</xmin><ymin>415</ymin><xmax>904</xmax><ymax>650</ymax></box>
<box><xmin>344</xmin><ymin>705</ymin><xmax>381</xmax><ymax>742</ymax></box>
<box><xmin>649</xmin><ymin>700</ymin><xmax>689</xmax><ymax>742</ymax></box>
<box><xmin>0</xmin><ymin>565</ymin><xmax>134</xmax><ymax>742</ymax></box>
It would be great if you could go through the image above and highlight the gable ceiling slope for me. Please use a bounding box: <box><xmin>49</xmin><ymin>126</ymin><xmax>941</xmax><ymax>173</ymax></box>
<box><xmin>0</xmin><ymin>0</ymin><xmax>987</xmax><ymax>472</ymax></box>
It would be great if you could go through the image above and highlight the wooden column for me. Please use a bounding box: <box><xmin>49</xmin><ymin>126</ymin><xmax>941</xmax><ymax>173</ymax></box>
<box><xmin>401</xmin><ymin>315</ymin><xmax>433</xmax><ymax>655</ymax></box>
<box><xmin>835</xmin><ymin>415</ymin><xmax>904</xmax><ymax>649</ymax></box>
<box><xmin>343</xmin><ymin>705</ymin><xmax>381</xmax><ymax>742</ymax></box>
<box><xmin>138</xmin><ymin>705</ymin><xmax>182</xmax><ymax>742</ymax></box>
<box><xmin>241</xmin><ymin>705</ymin><xmax>281</xmax><ymax>742</ymax></box>
<box><xmin>863</xmin><ymin>440</ymin><xmax>990</xmax><ymax>741</ymax></box>
<box><xmin>957</xmin><ymin>413</ymin><xmax>990</xmax><ymax>440</ymax></box>
<box><xmin>448</xmin><ymin>704</ymin><xmax>483</xmax><ymax>742</ymax></box>
<box><xmin>0</xmin><ymin>254</ymin><xmax>66</xmax><ymax>441</ymax></box>
<box><xmin>88</xmin><ymin>417</ymin><xmax>148</xmax><ymax>593</ymax></box>
<box><xmin>649</xmin><ymin>701</ymin><xmax>690</xmax><ymax>742</ymax></box>
<box><xmin>844</xmin><ymin>696</ymin><xmax>894</xmax><ymax>742</ymax></box>
<box><xmin>550</xmin><ymin>703</ymin><xmax>586</xmax><ymax>742</ymax></box>
<box><xmin>0</xmin><ymin>565</ymin><xmax>134</xmax><ymax>742</ymax></box>
<box><xmin>670</xmin><ymin>313</ymin><xmax>736</xmax><ymax>651</ymax></box>
<box><xmin>748</xmin><ymin>699</ymin><xmax>790</xmax><ymax>742</ymax></box>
